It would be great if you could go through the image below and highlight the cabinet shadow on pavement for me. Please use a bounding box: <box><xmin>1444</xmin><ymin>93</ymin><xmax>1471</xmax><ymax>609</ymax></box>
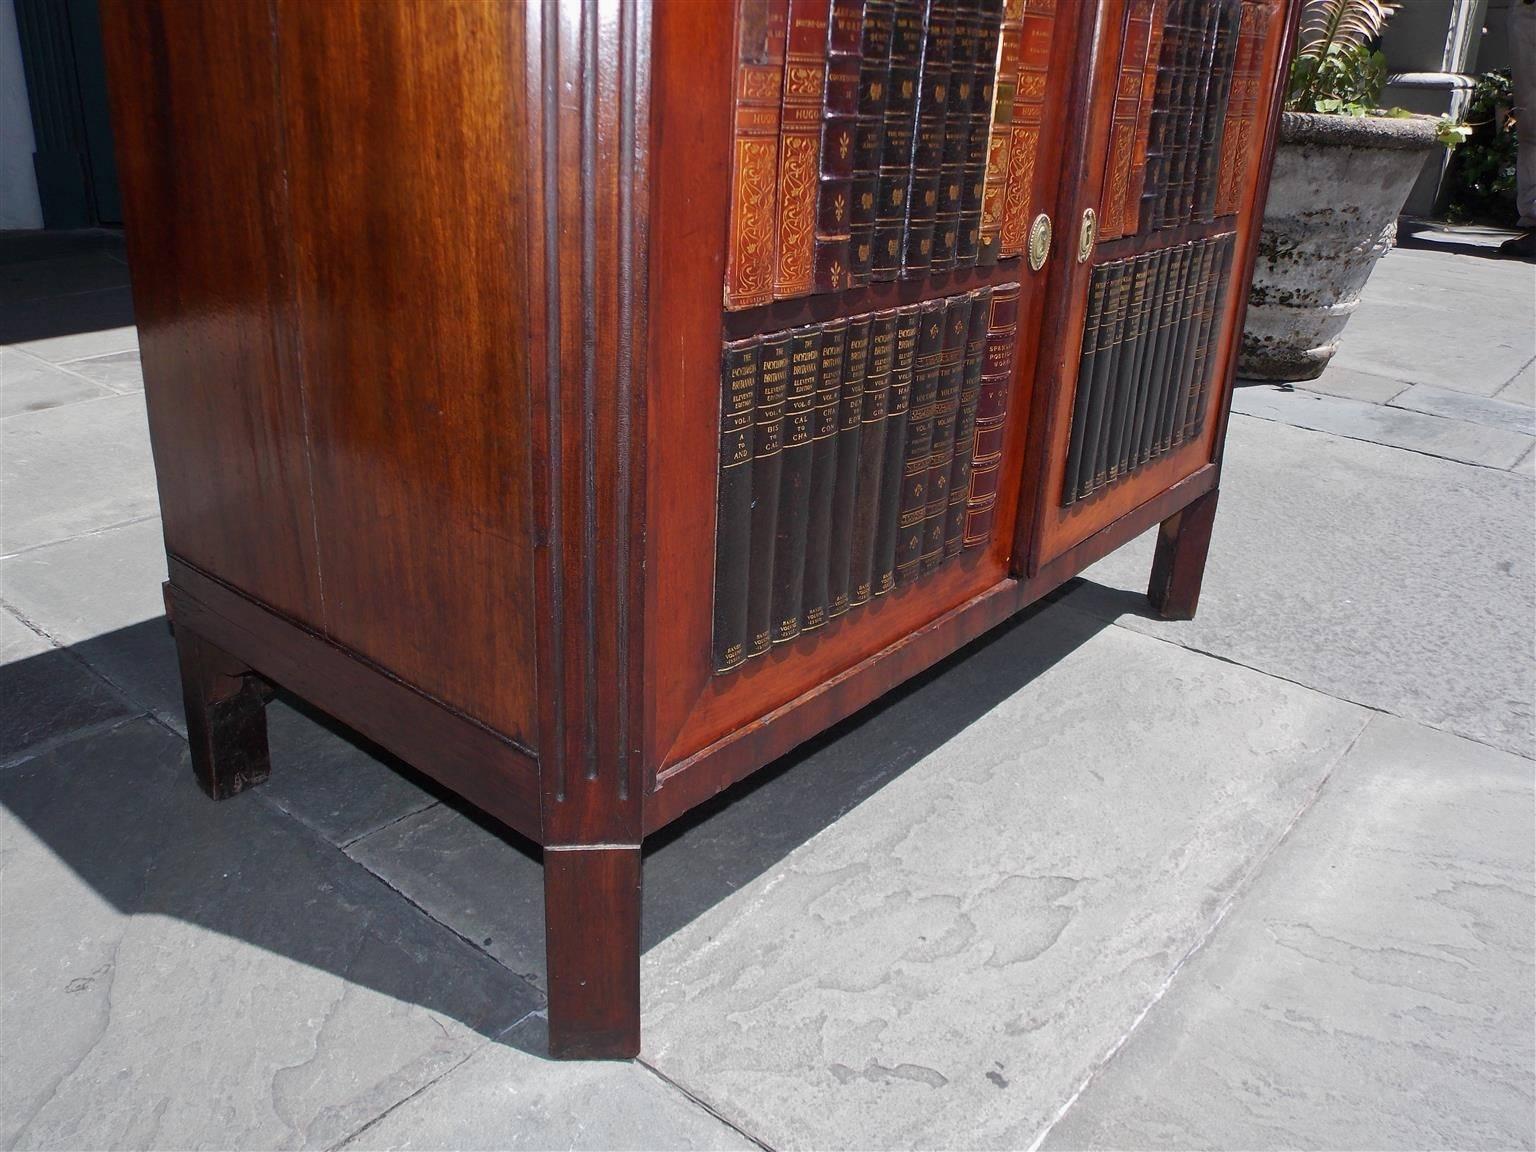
<box><xmin>1</xmin><ymin>584</ymin><xmax>1114</xmax><ymax>1054</ymax></box>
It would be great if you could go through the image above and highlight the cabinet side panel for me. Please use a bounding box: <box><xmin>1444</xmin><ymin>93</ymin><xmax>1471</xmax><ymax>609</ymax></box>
<box><xmin>271</xmin><ymin>0</ymin><xmax>538</xmax><ymax>747</ymax></box>
<box><xmin>100</xmin><ymin>0</ymin><xmax>321</xmax><ymax>622</ymax></box>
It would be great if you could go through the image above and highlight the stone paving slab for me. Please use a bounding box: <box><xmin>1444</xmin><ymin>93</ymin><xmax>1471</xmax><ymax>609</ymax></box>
<box><xmin>0</xmin><ymin>393</ymin><xmax>157</xmax><ymax>555</ymax></box>
<box><xmin>0</xmin><ymin>611</ymin><xmax>135</xmax><ymax>763</ymax></box>
<box><xmin>1067</xmin><ymin>415</ymin><xmax>1535</xmax><ymax>758</ymax></box>
<box><xmin>339</xmin><ymin>1016</ymin><xmax>756</xmax><ymax>1151</ymax></box>
<box><xmin>1497</xmin><ymin>359</ymin><xmax>1535</xmax><ymax>405</ymax></box>
<box><xmin>1391</xmin><ymin>381</ymin><xmax>1536</xmax><ymax>435</ymax></box>
<box><xmin>0</xmin><ymin>719</ymin><xmax>543</xmax><ymax>1151</ymax></box>
<box><xmin>1</xmin><ymin>288</ymin><xmax>138</xmax><ymax>361</ymax></box>
<box><xmin>1</xmin><ymin>347</ymin><xmax>115</xmax><ymax>418</ymax></box>
<box><xmin>56</xmin><ymin>348</ymin><xmax>144</xmax><ymax>394</ymax></box>
<box><xmin>1232</xmin><ymin>385</ymin><xmax>1533</xmax><ymax>470</ymax></box>
<box><xmin>1328</xmin><ymin>248</ymin><xmax>1536</xmax><ymax>397</ymax></box>
<box><xmin>1041</xmin><ymin>715</ymin><xmax>1536</xmax><ymax>1151</ymax></box>
<box><xmin>1292</xmin><ymin>363</ymin><xmax>1410</xmax><ymax>405</ymax></box>
<box><xmin>639</xmin><ymin>606</ymin><xmax>1368</xmax><ymax>1151</ymax></box>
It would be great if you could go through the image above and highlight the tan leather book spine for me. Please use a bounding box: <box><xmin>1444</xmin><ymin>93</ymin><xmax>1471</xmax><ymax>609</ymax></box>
<box><xmin>975</xmin><ymin>0</ymin><xmax>1022</xmax><ymax>265</ymax></box>
<box><xmin>1123</xmin><ymin>0</ymin><xmax>1167</xmax><ymax>237</ymax></box>
<box><xmin>774</xmin><ymin>0</ymin><xmax>833</xmax><ymax>300</ymax></box>
<box><xmin>998</xmin><ymin>0</ymin><xmax>1056</xmax><ymax>259</ymax></box>
<box><xmin>962</xmin><ymin>282</ymin><xmax>1021</xmax><ymax>546</ymax></box>
<box><xmin>1101</xmin><ymin>0</ymin><xmax>1155</xmax><ymax>242</ymax></box>
<box><xmin>724</xmin><ymin>0</ymin><xmax>790</xmax><ymax>310</ymax></box>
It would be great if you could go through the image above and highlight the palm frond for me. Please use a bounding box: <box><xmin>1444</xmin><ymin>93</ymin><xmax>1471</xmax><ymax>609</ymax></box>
<box><xmin>1296</xmin><ymin>0</ymin><xmax>1397</xmax><ymax>62</ymax></box>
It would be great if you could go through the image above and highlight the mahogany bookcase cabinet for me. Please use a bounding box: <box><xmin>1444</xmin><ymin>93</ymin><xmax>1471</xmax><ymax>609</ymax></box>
<box><xmin>101</xmin><ymin>0</ymin><xmax>1299</xmax><ymax>1058</ymax></box>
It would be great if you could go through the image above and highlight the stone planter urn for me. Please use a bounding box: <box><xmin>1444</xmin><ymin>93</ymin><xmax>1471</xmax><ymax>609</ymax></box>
<box><xmin>1240</xmin><ymin>111</ymin><xmax>1441</xmax><ymax>381</ymax></box>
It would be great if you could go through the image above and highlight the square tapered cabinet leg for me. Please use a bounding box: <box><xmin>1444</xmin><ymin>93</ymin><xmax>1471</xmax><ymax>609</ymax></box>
<box><xmin>1148</xmin><ymin>487</ymin><xmax>1220</xmax><ymax>621</ymax></box>
<box><xmin>544</xmin><ymin>845</ymin><xmax>642</xmax><ymax>1060</ymax></box>
<box><xmin>174</xmin><ymin>622</ymin><xmax>273</xmax><ymax>800</ymax></box>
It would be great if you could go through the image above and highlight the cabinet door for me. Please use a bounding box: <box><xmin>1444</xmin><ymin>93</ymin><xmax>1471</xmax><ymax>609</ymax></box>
<box><xmin>643</xmin><ymin>0</ymin><xmax>1089</xmax><ymax>795</ymax></box>
<box><xmin>1017</xmin><ymin>0</ymin><xmax>1293</xmax><ymax>571</ymax></box>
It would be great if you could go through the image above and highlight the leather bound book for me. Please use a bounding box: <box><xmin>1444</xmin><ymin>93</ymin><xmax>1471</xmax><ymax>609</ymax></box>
<box><xmin>828</xmin><ymin>314</ymin><xmax>873</xmax><ymax>615</ymax></box>
<box><xmin>1123</xmin><ymin>0</ymin><xmax>1167</xmax><ymax>237</ymax></box>
<box><xmin>1176</xmin><ymin>237</ymin><xmax>1225</xmax><ymax>441</ymax></box>
<box><xmin>1114</xmin><ymin>251</ymin><xmax>1160</xmax><ymax>480</ymax></box>
<box><xmin>872</xmin><ymin>0</ymin><xmax>926</xmax><ymax>281</ymax></box>
<box><xmin>1215</xmin><ymin>0</ymin><xmax>1266</xmax><ymax>217</ymax></box>
<box><xmin>998</xmin><ymin>0</ymin><xmax>1056</xmax><ymax>260</ymax></box>
<box><xmin>849</xmin><ymin>0</ymin><xmax>896</xmax><ymax>287</ymax></box>
<box><xmin>724</xmin><ymin>0</ymin><xmax>790</xmax><ymax>310</ymax></box>
<box><xmin>872</xmin><ymin>304</ymin><xmax>923</xmax><ymax>592</ymax></box>
<box><xmin>945</xmin><ymin>285</ymin><xmax>994</xmax><ymax>555</ymax></box>
<box><xmin>1124</xmin><ymin>248</ymin><xmax>1167</xmax><ymax>473</ymax></box>
<box><xmin>931</xmin><ymin>1</ymin><xmax>981</xmax><ymax>271</ymax></box>
<box><xmin>1063</xmin><ymin>269</ymin><xmax>1109</xmax><ymax>505</ymax></box>
<box><xmin>961</xmin><ymin>282</ymin><xmax>1021</xmax><ymax>545</ymax></box>
<box><xmin>1139</xmin><ymin>246</ymin><xmax>1189</xmax><ymax>465</ymax></box>
<box><xmin>747</xmin><ymin>334</ymin><xmax>790</xmax><ymax>655</ymax></box>
<box><xmin>1186</xmin><ymin>236</ymin><xmax>1234</xmax><ymax>438</ymax></box>
<box><xmin>895</xmin><ymin>300</ymin><xmax>947</xmax><ymax>583</ymax></box>
<box><xmin>1178</xmin><ymin>0</ymin><xmax>1229</xmax><ymax>224</ymax></box>
<box><xmin>976</xmin><ymin>0</ymin><xmax>1023</xmax><ymax>265</ymax></box>
<box><xmin>771</xmin><ymin>326</ymin><xmax>822</xmax><ymax>642</ymax></box>
<box><xmin>1164</xmin><ymin>0</ymin><xmax>1222</xmax><ymax>229</ymax></box>
<box><xmin>920</xmin><ymin>294</ymin><xmax>975</xmax><ymax>573</ymax></box>
<box><xmin>1140</xmin><ymin>0</ymin><xmax>1186</xmax><ymax>232</ymax></box>
<box><xmin>1153</xmin><ymin>246</ymin><xmax>1198</xmax><ymax>454</ymax></box>
<box><xmin>901</xmin><ymin>0</ymin><xmax>956</xmax><ymax>275</ymax></box>
<box><xmin>712</xmin><ymin>338</ymin><xmax>760</xmax><ymax>673</ymax></box>
<box><xmin>801</xmin><ymin>319</ymin><xmax>848</xmax><ymax>631</ymax></box>
<box><xmin>774</xmin><ymin>0</ymin><xmax>832</xmax><ymax>301</ymax></box>
<box><xmin>1101</xmin><ymin>0</ymin><xmax>1155</xmax><ymax>243</ymax></box>
<box><xmin>813</xmin><ymin>0</ymin><xmax>865</xmax><ymax>293</ymax></box>
<box><xmin>1087</xmin><ymin>261</ymin><xmax>1134</xmax><ymax>493</ymax></box>
<box><xmin>846</xmin><ymin>311</ymin><xmax>896</xmax><ymax>604</ymax></box>
<box><xmin>957</xmin><ymin>0</ymin><xmax>1005</xmax><ymax>265</ymax></box>
<box><xmin>1193</xmin><ymin>0</ymin><xmax>1242</xmax><ymax>222</ymax></box>
<box><xmin>1106</xmin><ymin>256</ymin><xmax>1154</xmax><ymax>481</ymax></box>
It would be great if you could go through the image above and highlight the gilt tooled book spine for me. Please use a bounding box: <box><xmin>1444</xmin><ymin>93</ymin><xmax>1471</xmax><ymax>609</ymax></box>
<box><xmin>957</xmin><ymin>0</ymin><xmax>1004</xmax><ymax>265</ymax></box>
<box><xmin>712</xmin><ymin>338</ymin><xmax>759</xmax><ymax>673</ymax></box>
<box><xmin>1176</xmin><ymin>237</ymin><xmax>1225</xmax><ymax>443</ymax></box>
<box><xmin>1062</xmin><ymin>270</ymin><xmax>1108</xmax><ymax>505</ymax></box>
<box><xmin>1152</xmin><ymin>0</ymin><xmax>1200</xmax><ymax>230</ymax></box>
<box><xmin>774</xmin><ymin>0</ymin><xmax>832</xmax><ymax>301</ymax></box>
<box><xmin>1129</xmin><ymin>249</ymin><xmax>1172</xmax><ymax>467</ymax></box>
<box><xmin>872</xmin><ymin>0</ymin><xmax>926</xmax><ymax>280</ymax></box>
<box><xmin>849</xmin><ymin>0</ymin><xmax>896</xmax><ymax>287</ymax></box>
<box><xmin>771</xmin><ymin>326</ymin><xmax>823</xmax><ymax>642</ymax></box>
<box><xmin>872</xmin><ymin>304</ymin><xmax>923</xmax><ymax>591</ymax></box>
<box><xmin>827</xmin><ymin>313</ymin><xmax>873</xmax><ymax>614</ymax></box>
<box><xmin>1216</xmin><ymin>0</ymin><xmax>1266</xmax><ymax>217</ymax></box>
<box><xmin>895</xmin><ymin>300</ymin><xmax>947</xmax><ymax>582</ymax></box>
<box><xmin>1152</xmin><ymin>246</ymin><xmax>1198</xmax><ymax>454</ymax></box>
<box><xmin>961</xmin><ymin>282</ymin><xmax>1020</xmax><ymax>546</ymax></box>
<box><xmin>1139</xmin><ymin>0</ymin><xmax>1185</xmax><ymax>232</ymax></box>
<box><xmin>976</xmin><ymin>0</ymin><xmax>1022</xmax><ymax>265</ymax></box>
<box><xmin>846</xmin><ymin>311</ymin><xmax>895</xmax><ymax>604</ymax></box>
<box><xmin>801</xmin><ymin>319</ymin><xmax>848</xmax><ymax>630</ymax></box>
<box><xmin>1180</xmin><ymin>0</ymin><xmax>1231</xmax><ymax>225</ymax></box>
<box><xmin>1193</xmin><ymin>0</ymin><xmax>1242</xmax><ymax>222</ymax></box>
<box><xmin>931</xmin><ymin>0</ymin><xmax>981</xmax><ymax>271</ymax></box>
<box><xmin>1101</xmin><ymin>0</ymin><xmax>1154</xmax><ymax>242</ymax></box>
<box><xmin>901</xmin><ymin>0</ymin><xmax>956</xmax><ymax>275</ymax></box>
<box><xmin>1139</xmin><ymin>246</ymin><xmax>1188</xmax><ymax>466</ymax></box>
<box><xmin>746</xmin><ymin>334</ymin><xmax>790</xmax><ymax>655</ymax></box>
<box><xmin>945</xmin><ymin>285</ymin><xmax>993</xmax><ymax>555</ymax></box>
<box><xmin>813</xmin><ymin>0</ymin><xmax>864</xmax><ymax>293</ymax></box>
<box><xmin>1088</xmin><ymin>260</ymin><xmax>1135</xmax><ymax>493</ymax></box>
<box><xmin>1164</xmin><ymin>0</ymin><xmax>1222</xmax><ymax>229</ymax></box>
<box><xmin>998</xmin><ymin>0</ymin><xmax>1055</xmax><ymax>260</ymax></box>
<box><xmin>1106</xmin><ymin>256</ymin><xmax>1154</xmax><ymax>482</ymax></box>
<box><xmin>724</xmin><ymin>0</ymin><xmax>790</xmax><ymax>310</ymax></box>
<box><xmin>1123</xmin><ymin>0</ymin><xmax>1167</xmax><ymax>237</ymax></box>
<box><xmin>920</xmin><ymin>293</ymin><xmax>975</xmax><ymax>573</ymax></box>
<box><xmin>1185</xmin><ymin>236</ymin><xmax>1233</xmax><ymax>440</ymax></box>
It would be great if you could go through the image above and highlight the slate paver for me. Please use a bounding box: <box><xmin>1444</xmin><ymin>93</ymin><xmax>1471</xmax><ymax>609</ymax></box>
<box><xmin>1</xmin><ymin>347</ymin><xmax>115</xmax><ymax>418</ymax></box>
<box><xmin>1042</xmin><ymin>715</ymin><xmax>1536</xmax><ymax>1151</ymax></box>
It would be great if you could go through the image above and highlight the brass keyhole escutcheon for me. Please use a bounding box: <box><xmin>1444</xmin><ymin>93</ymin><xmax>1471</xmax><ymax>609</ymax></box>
<box><xmin>1027</xmin><ymin>213</ymin><xmax>1052</xmax><ymax>272</ymax></box>
<box><xmin>1077</xmin><ymin>208</ymin><xmax>1097</xmax><ymax>263</ymax></box>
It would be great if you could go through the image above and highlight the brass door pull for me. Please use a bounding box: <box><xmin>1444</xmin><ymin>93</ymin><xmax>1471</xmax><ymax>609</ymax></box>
<box><xmin>1077</xmin><ymin>208</ymin><xmax>1097</xmax><ymax>263</ymax></box>
<box><xmin>1028</xmin><ymin>213</ymin><xmax>1052</xmax><ymax>271</ymax></box>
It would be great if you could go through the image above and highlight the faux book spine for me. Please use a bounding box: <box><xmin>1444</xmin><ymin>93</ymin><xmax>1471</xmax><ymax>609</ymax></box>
<box><xmin>872</xmin><ymin>0</ymin><xmax>926</xmax><ymax>280</ymax></box>
<box><xmin>945</xmin><ymin>285</ymin><xmax>993</xmax><ymax>555</ymax></box>
<box><xmin>771</xmin><ymin>326</ymin><xmax>823</xmax><ymax>642</ymax></box>
<box><xmin>873</xmin><ymin>304</ymin><xmax>923</xmax><ymax>592</ymax></box>
<box><xmin>920</xmin><ymin>292</ymin><xmax>975</xmax><ymax>572</ymax></box>
<box><xmin>957</xmin><ymin>0</ymin><xmax>1004</xmax><ymax>265</ymax></box>
<box><xmin>895</xmin><ymin>300</ymin><xmax>947</xmax><ymax>582</ymax></box>
<box><xmin>813</xmin><ymin>0</ymin><xmax>864</xmax><ymax>293</ymax></box>
<box><xmin>724</xmin><ymin>0</ymin><xmax>789</xmax><ymax>310</ymax></box>
<box><xmin>712</xmin><ymin>339</ymin><xmax>759</xmax><ymax>673</ymax></box>
<box><xmin>997</xmin><ymin>0</ymin><xmax>1055</xmax><ymax>260</ymax></box>
<box><xmin>847</xmin><ymin>311</ymin><xmax>895</xmax><ymax>604</ymax></box>
<box><xmin>976</xmin><ymin>0</ymin><xmax>1022</xmax><ymax>265</ymax></box>
<box><xmin>828</xmin><ymin>314</ymin><xmax>873</xmax><ymax>614</ymax></box>
<box><xmin>774</xmin><ymin>0</ymin><xmax>832</xmax><ymax>300</ymax></box>
<box><xmin>801</xmin><ymin>319</ymin><xmax>848</xmax><ymax>630</ymax></box>
<box><xmin>962</xmin><ymin>282</ymin><xmax>1021</xmax><ymax>547</ymax></box>
<box><xmin>901</xmin><ymin>0</ymin><xmax>956</xmax><ymax>276</ymax></box>
<box><xmin>849</xmin><ymin>0</ymin><xmax>896</xmax><ymax>287</ymax></box>
<box><xmin>747</xmin><ymin>335</ymin><xmax>790</xmax><ymax>655</ymax></box>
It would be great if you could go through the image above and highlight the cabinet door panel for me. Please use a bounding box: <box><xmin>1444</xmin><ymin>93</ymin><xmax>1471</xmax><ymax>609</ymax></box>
<box><xmin>1019</xmin><ymin>0</ymin><xmax>1293</xmax><ymax>571</ymax></box>
<box><xmin>643</xmin><ymin>0</ymin><xmax>1087</xmax><ymax>782</ymax></box>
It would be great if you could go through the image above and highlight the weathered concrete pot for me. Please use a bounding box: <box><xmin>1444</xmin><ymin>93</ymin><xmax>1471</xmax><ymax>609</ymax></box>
<box><xmin>1240</xmin><ymin>111</ymin><xmax>1441</xmax><ymax>381</ymax></box>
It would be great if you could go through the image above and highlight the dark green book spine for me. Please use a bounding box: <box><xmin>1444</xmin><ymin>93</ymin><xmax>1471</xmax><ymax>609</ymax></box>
<box><xmin>1063</xmin><ymin>270</ymin><xmax>1110</xmax><ymax>504</ymax></box>
<box><xmin>873</xmin><ymin>0</ymin><xmax>926</xmax><ymax>280</ymax></box>
<box><xmin>747</xmin><ymin>334</ymin><xmax>790</xmax><ymax>655</ymax></box>
<box><xmin>902</xmin><ymin>0</ymin><xmax>955</xmax><ymax>275</ymax></box>
<box><xmin>873</xmin><ymin>304</ymin><xmax>923</xmax><ymax>592</ymax></box>
<box><xmin>895</xmin><ymin>299</ymin><xmax>948</xmax><ymax>582</ymax></box>
<box><xmin>847</xmin><ymin>311</ymin><xmax>895</xmax><ymax>605</ymax></box>
<box><xmin>850</xmin><ymin>0</ymin><xmax>896</xmax><ymax>287</ymax></box>
<box><xmin>1105</xmin><ymin>256</ymin><xmax>1154</xmax><ymax>484</ymax></box>
<box><xmin>945</xmin><ymin>285</ymin><xmax>993</xmax><ymax>555</ymax></box>
<box><xmin>827</xmin><ymin>314</ymin><xmax>872</xmax><ymax>616</ymax></box>
<box><xmin>920</xmin><ymin>293</ymin><xmax>975</xmax><ymax>573</ymax></box>
<box><xmin>801</xmin><ymin>319</ymin><xmax>847</xmax><ymax>631</ymax></box>
<box><xmin>956</xmin><ymin>0</ymin><xmax>1003</xmax><ymax>266</ymax></box>
<box><xmin>931</xmin><ymin>0</ymin><xmax>980</xmax><ymax>271</ymax></box>
<box><xmin>771</xmin><ymin>326</ymin><xmax>823</xmax><ymax>643</ymax></box>
<box><xmin>1088</xmin><ymin>262</ymin><xmax>1135</xmax><ymax>493</ymax></box>
<box><xmin>712</xmin><ymin>338</ymin><xmax>759</xmax><ymax>673</ymax></box>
